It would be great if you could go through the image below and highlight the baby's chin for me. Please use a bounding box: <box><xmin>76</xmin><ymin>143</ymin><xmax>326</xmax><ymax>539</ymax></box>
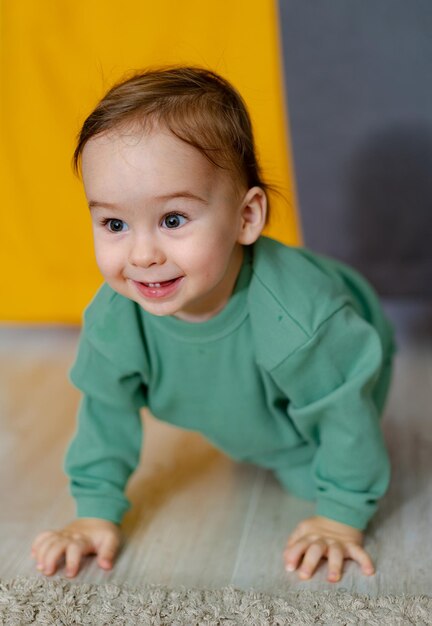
<box><xmin>127</xmin><ymin>291</ymin><xmax>180</xmax><ymax>318</ymax></box>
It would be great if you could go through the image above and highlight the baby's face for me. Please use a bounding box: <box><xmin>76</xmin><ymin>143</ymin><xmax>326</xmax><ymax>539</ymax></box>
<box><xmin>81</xmin><ymin>126</ymin><xmax>250</xmax><ymax>321</ymax></box>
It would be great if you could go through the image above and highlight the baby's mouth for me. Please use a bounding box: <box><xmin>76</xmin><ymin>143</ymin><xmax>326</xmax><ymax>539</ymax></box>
<box><xmin>131</xmin><ymin>276</ymin><xmax>184</xmax><ymax>299</ymax></box>
<box><xmin>142</xmin><ymin>278</ymin><xmax>178</xmax><ymax>288</ymax></box>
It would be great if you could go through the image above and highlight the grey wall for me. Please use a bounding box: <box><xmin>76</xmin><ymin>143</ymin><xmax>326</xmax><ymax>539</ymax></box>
<box><xmin>278</xmin><ymin>1</ymin><xmax>432</xmax><ymax>297</ymax></box>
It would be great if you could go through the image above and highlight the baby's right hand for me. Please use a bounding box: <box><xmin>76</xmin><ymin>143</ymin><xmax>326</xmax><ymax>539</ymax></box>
<box><xmin>30</xmin><ymin>518</ymin><xmax>122</xmax><ymax>578</ymax></box>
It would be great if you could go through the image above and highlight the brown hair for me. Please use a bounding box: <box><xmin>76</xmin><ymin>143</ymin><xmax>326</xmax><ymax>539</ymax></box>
<box><xmin>73</xmin><ymin>65</ymin><xmax>280</xmax><ymax>221</ymax></box>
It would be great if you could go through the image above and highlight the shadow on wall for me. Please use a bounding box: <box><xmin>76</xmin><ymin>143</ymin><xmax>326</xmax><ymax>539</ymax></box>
<box><xmin>345</xmin><ymin>123</ymin><xmax>432</xmax><ymax>298</ymax></box>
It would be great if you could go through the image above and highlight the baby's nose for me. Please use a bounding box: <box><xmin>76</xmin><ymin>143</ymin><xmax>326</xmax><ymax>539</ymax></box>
<box><xmin>129</xmin><ymin>235</ymin><xmax>166</xmax><ymax>267</ymax></box>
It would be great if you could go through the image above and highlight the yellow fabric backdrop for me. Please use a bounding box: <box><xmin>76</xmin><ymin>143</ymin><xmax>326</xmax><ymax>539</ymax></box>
<box><xmin>1</xmin><ymin>0</ymin><xmax>302</xmax><ymax>323</ymax></box>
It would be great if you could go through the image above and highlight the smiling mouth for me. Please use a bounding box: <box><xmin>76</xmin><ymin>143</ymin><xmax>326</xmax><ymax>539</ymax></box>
<box><xmin>142</xmin><ymin>279</ymin><xmax>178</xmax><ymax>288</ymax></box>
<box><xmin>131</xmin><ymin>276</ymin><xmax>183</xmax><ymax>299</ymax></box>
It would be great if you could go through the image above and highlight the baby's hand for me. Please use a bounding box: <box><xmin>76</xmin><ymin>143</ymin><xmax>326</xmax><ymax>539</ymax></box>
<box><xmin>283</xmin><ymin>515</ymin><xmax>375</xmax><ymax>583</ymax></box>
<box><xmin>30</xmin><ymin>518</ymin><xmax>122</xmax><ymax>578</ymax></box>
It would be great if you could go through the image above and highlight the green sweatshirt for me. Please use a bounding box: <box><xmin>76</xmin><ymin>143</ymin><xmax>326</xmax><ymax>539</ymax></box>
<box><xmin>65</xmin><ymin>236</ymin><xmax>396</xmax><ymax>530</ymax></box>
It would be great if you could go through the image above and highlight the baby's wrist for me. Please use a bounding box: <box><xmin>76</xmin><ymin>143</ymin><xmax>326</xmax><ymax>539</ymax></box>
<box><xmin>314</xmin><ymin>515</ymin><xmax>364</xmax><ymax>537</ymax></box>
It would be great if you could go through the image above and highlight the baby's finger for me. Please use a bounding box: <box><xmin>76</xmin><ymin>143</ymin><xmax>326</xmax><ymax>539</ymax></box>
<box><xmin>297</xmin><ymin>541</ymin><xmax>326</xmax><ymax>580</ymax></box>
<box><xmin>64</xmin><ymin>543</ymin><xmax>85</xmax><ymax>578</ymax></box>
<box><xmin>31</xmin><ymin>531</ymin><xmax>55</xmax><ymax>556</ymax></box>
<box><xmin>39</xmin><ymin>541</ymin><xmax>69</xmax><ymax>576</ymax></box>
<box><xmin>345</xmin><ymin>543</ymin><xmax>375</xmax><ymax>575</ymax></box>
<box><xmin>97</xmin><ymin>532</ymin><xmax>120</xmax><ymax>570</ymax></box>
<box><xmin>34</xmin><ymin>535</ymin><xmax>62</xmax><ymax>570</ymax></box>
<box><xmin>327</xmin><ymin>543</ymin><xmax>345</xmax><ymax>582</ymax></box>
<box><xmin>284</xmin><ymin>538</ymin><xmax>311</xmax><ymax>572</ymax></box>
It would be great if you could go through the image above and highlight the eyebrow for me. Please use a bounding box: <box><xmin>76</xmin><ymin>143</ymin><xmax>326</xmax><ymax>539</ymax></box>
<box><xmin>88</xmin><ymin>191</ymin><xmax>209</xmax><ymax>210</ymax></box>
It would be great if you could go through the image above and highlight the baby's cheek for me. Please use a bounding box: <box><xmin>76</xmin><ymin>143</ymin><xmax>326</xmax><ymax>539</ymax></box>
<box><xmin>94</xmin><ymin>246</ymin><xmax>130</xmax><ymax>298</ymax></box>
<box><xmin>94</xmin><ymin>245</ymin><xmax>121</xmax><ymax>279</ymax></box>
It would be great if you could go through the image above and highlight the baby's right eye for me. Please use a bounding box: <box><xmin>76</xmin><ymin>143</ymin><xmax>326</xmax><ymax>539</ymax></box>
<box><xmin>103</xmin><ymin>219</ymin><xmax>128</xmax><ymax>233</ymax></box>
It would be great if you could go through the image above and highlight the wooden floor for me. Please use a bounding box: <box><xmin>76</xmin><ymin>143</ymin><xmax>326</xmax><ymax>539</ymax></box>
<box><xmin>0</xmin><ymin>298</ymin><xmax>431</xmax><ymax>598</ymax></box>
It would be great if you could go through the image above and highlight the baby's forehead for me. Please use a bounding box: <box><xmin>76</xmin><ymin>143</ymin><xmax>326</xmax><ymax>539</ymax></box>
<box><xmin>85</xmin><ymin>126</ymin><xmax>234</xmax><ymax>181</ymax></box>
<box><xmin>86</xmin><ymin>124</ymin><xmax>205</xmax><ymax>164</ymax></box>
<box><xmin>83</xmin><ymin>126</ymin><xmax>241</xmax><ymax>204</ymax></box>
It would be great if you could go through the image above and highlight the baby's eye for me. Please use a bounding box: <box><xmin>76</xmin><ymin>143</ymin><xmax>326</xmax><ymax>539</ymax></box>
<box><xmin>105</xmin><ymin>219</ymin><xmax>128</xmax><ymax>233</ymax></box>
<box><xmin>162</xmin><ymin>213</ymin><xmax>187</xmax><ymax>229</ymax></box>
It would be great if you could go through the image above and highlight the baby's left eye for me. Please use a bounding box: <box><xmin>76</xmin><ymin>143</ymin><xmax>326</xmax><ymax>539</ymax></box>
<box><xmin>162</xmin><ymin>213</ymin><xmax>187</xmax><ymax>229</ymax></box>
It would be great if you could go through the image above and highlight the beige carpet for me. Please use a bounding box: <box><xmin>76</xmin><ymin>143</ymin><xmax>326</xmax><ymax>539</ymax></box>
<box><xmin>0</xmin><ymin>577</ymin><xmax>431</xmax><ymax>625</ymax></box>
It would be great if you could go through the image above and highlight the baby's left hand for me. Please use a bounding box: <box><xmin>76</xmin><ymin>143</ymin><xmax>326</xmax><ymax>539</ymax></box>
<box><xmin>283</xmin><ymin>515</ymin><xmax>375</xmax><ymax>582</ymax></box>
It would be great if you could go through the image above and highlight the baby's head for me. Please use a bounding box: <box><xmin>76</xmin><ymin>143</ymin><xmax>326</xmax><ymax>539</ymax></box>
<box><xmin>74</xmin><ymin>66</ymin><xmax>272</xmax><ymax>212</ymax></box>
<box><xmin>74</xmin><ymin>66</ymin><xmax>270</xmax><ymax>321</ymax></box>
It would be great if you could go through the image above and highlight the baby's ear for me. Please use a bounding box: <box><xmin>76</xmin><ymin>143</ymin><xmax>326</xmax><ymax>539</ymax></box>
<box><xmin>237</xmin><ymin>186</ymin><xmax>267</xmax><ymax>245</ymax></box>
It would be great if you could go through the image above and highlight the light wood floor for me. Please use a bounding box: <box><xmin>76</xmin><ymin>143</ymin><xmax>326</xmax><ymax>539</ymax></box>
<box><xmin>0</xmin><ymin>298</ymin><xmax>431</xmax><ymax>597</ymax></box>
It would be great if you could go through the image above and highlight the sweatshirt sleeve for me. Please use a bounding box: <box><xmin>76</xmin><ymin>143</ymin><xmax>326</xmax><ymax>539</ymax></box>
<box><xmin>270</xmin><ymin>304</ymin><xmax>391</xmax><ymax>530</ymax></box>
<box><xmin>64</xmin><ymin>334</ymin><xmax>147</xmax><ymax>525</ymax></box>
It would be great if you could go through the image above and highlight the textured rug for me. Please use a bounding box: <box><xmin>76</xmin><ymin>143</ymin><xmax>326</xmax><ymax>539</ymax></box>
<box><xmin>0</xmin><ymin>577</ymin><xmax>431</xmax><ymax>625</ymax></box>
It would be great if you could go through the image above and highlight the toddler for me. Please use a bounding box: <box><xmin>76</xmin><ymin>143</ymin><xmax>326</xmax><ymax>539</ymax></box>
<box><xmin>31</xmin><ymin>66</ymin><xmax>396</xmax><ymax>583</ymax></box>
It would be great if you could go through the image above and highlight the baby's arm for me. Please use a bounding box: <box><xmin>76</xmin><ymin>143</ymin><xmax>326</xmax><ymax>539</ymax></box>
<box><xmin>31</xmin><ymin>388</ymin><xmax>143</xmax><ymax>578</ymax></box>
<box><xmin>283</xmin><ymin>515</ymin><xmax>374</xmax><ymax>582</ymax></box>
<box><xmin>33</xmin><ymin>314</ymin><xmax>148</xmax><ymax>577</ymax></box>
<box><xmin>267</xmin><ymin>306</ymin><xmax>393</xmax><ymax>580</ymax></box>
<box><xmin>31</xmin><ymin>518</ymin><xmax>122</xmax><ymax>578</ymax></box>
